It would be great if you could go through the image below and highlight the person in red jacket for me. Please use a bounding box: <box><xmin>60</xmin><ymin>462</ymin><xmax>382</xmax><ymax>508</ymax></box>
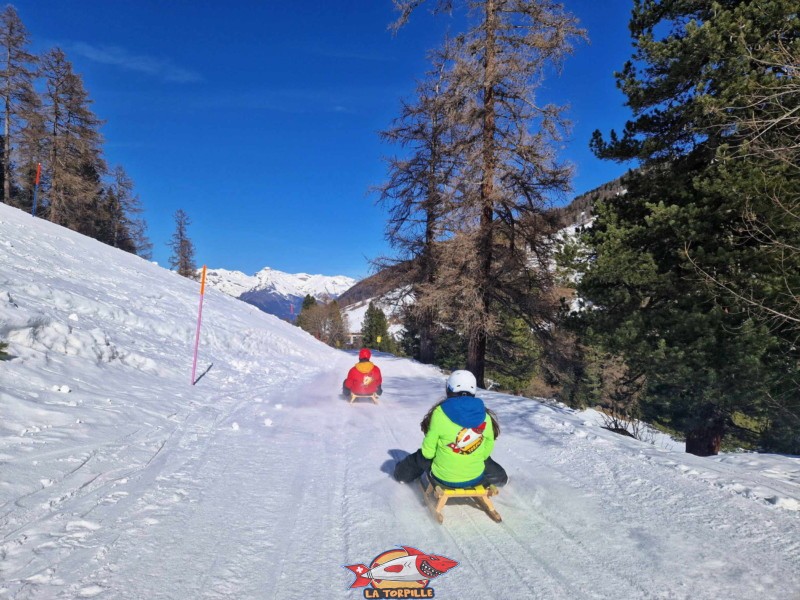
<box><xmin>343</xmin><ymin>348</ymin><xmax>383</xmax><ymax>397</ymax></box>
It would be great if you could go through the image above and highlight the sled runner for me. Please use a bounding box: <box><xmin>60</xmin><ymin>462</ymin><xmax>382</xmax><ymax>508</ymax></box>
<box><xmin>350</xmin><ymin>392</ymin><xmax>379</xmax><ymax>404</ymax></box>
<box><xmin>420</xmin><ymin>477</ymin><xmax>502</xmax><ymax>523</ymax></box>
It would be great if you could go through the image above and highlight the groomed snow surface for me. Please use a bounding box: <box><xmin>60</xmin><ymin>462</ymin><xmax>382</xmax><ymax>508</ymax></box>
<box><xmin>1</xmin><ymin>202</ymin><xmax>799</xmax><ymax>599</ymax></box>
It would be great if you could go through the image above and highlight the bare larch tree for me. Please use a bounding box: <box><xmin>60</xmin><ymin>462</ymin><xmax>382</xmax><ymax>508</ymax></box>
<box><xmin>392</xmin><ymin>0</ymin><xmax>585</xmax><ymax>386</ymax></box>
<box><xmin>40</xmin><ymin>48</ymin><xmax>106</xmax><ymax>232</ymax></box>
<box><xmin>378</xmin><ymin>44</ymin><xmax>462</xmax><ymax>363</ymax></box>
<box><xmin>0</xmin><ymin>5</ymin><xmax>37</xmax><ymax>207</ymax></box>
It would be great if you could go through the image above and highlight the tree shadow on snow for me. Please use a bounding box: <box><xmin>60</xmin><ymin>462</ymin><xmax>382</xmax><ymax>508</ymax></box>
<box><xmin>379</xmin><ymin>375</ymin><xmax>445</xmax><ymax>407</ymax></box>
<box><xmin>487</xmin><ymin>394</ymin><xmax>581</xmax><ymax>449</ymax></box>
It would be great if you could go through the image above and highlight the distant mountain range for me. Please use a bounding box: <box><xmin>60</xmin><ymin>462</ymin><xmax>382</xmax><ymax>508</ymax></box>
<box><xmin>204</xmin><ymin>266</ymin><xmax>356</xmax><ymax>321</ymax></box>
<box><xmin>204</xmin><ymin>176</ymin><xmax>624</xmax><ymax>328</ymax></box>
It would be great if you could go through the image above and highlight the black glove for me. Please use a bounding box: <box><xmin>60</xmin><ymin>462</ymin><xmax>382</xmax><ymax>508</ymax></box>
<box><xmin>377</xmin><ymin>385</ymin><xmax>383</xmax><ymax>396</ymax></box>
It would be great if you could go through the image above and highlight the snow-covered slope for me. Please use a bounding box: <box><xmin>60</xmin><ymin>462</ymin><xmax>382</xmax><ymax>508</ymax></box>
<box><xmin>1</xmin><ymin>202</ymin><xmax>799</xmax><ymax>599</ymax></box>
<box><xmin>342</xmin><ymin>287</ymin><xmax>409</xmax><ymax>337</ymax></box>
<box><xmin>204</xmin><ymin>266</ymin><xmax>356</xmax><ymax>321</ymax></box>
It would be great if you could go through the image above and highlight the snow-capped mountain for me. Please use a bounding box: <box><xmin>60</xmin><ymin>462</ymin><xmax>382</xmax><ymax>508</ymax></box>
<box><xmin>203</xmin><ymin>268</ymin><xmax>258</xmax><ymax>298</ymax></box>
<box><xmin>204</xmin><ymin>266</ymin><xmax>356</xmax><ymax>320</ymax></box>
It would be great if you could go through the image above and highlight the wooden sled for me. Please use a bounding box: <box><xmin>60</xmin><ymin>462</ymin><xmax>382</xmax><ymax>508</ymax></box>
<box><xmin>420</xmin><ymin>478</ymin><xmax>501</xmax><ymax>523</ymax></box>
<box><xmin>349</xmin><ymin>392</ymin><xmax>379</xmax><ymax>404</ymax></box>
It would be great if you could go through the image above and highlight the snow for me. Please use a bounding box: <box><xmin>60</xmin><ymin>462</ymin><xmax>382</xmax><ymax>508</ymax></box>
<box><xmin>343</xmin><ymin>288</ymin><xmax>410</xmax><ymax>337</ymax></box>
<box><xmin>343</xmin><ymin>299</ymin><xmax>370</xmax><ymax>332</ymax></box>
<box><xmin>1</xmin><ymin>201</ymin><xmax>799</xmax><ymax>599</ymax></box>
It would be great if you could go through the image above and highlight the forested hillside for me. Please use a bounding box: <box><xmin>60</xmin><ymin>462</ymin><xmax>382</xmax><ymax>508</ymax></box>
<box><xmin>367</xmin><ymin>0</ymin><xmax>799</xmax><ymax>457</ymax></box>
<box><xmin>0</xmin><ymin>6</ymin><xmax>149</xmax><ymax>256</ymax></box>
<box><xmin>574</xmin><ymin>0</ymin><xmax>799</xmax><ymax>456</ymax></box>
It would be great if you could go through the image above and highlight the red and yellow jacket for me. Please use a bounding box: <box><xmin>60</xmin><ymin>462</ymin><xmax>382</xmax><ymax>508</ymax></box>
<box><xmin>345</xmin><ymin>360</ymin><xmax>382</xmax><ymax>395</ymax></box>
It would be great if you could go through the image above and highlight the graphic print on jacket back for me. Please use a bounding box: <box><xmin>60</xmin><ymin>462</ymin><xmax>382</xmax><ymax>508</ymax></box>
<box><xmin>447</xmin><ymin>421</ymin><xmax>486</xmax><ymax>454</ymax></box>
<box><xmin>345</xmin><ymin>361</ymin><xmax>382</xmax><ymax>395</ymax></box>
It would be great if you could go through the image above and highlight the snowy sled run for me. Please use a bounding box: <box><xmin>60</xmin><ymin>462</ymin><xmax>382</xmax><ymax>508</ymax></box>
<box><xmin>350</xmin><ymin>392</ymin><xmax>379</xmax><ymax>404</ymax></box>
<box><xmin>420</xmin><ymin>477</ymin><xmax>502</xmax><ymax>523</ymax></box>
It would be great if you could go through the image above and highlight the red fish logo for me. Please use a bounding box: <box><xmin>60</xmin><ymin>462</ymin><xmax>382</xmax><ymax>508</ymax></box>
<box><xmin>447</xmin><ymin>421</ymin><xmax>486</xmax><ymax>454</ymax></box>
<box><xmin>345</xmin><ymin>546</ymin><xmax>458</xmax><ymax>596</ymax></box>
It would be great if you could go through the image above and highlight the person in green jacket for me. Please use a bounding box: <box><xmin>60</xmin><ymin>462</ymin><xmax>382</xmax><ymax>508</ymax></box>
<box><xmin>393</xmin><ymin>370</ymin><xmax>508</xmax><ymax>488</ymax></box>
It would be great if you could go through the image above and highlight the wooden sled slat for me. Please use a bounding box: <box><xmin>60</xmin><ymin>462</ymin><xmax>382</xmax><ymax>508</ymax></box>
<box><xmin>420</xmin><ymin>479</ymin><xmax>444</xmax><ymax>523</ymax></box>
<box><xmin>350</xmin><ymin>392</ymin><xmax>379</xmax><ymax>404</ymax></box>
<box><xmin>420</xmin><ymin>477</ymin><xmax>501</xmax><ymax>523</ymax></box>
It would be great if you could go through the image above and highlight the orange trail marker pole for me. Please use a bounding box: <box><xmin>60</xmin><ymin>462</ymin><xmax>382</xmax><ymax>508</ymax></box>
<box><xmin>191</xmin><ymin>265</ymin><xmax>208</xmax><ymax>385</ymax></box>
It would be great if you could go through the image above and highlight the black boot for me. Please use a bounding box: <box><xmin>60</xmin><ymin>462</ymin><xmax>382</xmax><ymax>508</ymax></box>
<box><xmin>481</xmin><ymin>457</ymin><xmax>508</xmax><ymax>487</ymax></box>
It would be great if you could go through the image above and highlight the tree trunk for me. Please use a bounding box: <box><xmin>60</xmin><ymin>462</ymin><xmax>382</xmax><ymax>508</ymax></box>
<box><xmin>685</xmin><ymin>421</ymin><xmax>724</xmax><ymax>456</ymax></box>
<box><xmin>419</xmin><ymin>170</ymin><xmax>437</xmax><ymax>365</ymax></box>
<box><xmin>418</xmin><ymin>328</ymin><xmax>435</xmax><ymax>364</ymax></box>
<box><xmin>4</xmin><ymin>43</ymin><xmax>11</xmax><ymax>206</ymax></box>
<box><xmin>468</xmin><ymin>328</ymin><xmax>487</xmax><ymax>389</ymax></box>
<box><xmin>417</xmin><ymin>306</ymin><xmax>436</xmax><ymax>364</ymax></box>
<box><xmin>49</xmin><ymin>109</ymin><xmax>59</xmax><ymax>223</ymax></box>
<box><xmin>471</xmin><ymin>0</ymin><xmax>497</xmax><ymax>391</ymax></box>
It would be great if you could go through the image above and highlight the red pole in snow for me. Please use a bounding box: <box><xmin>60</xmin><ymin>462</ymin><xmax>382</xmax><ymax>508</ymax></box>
<box><xmin>191</xmin><ymin>265</ymin><xmax>208</xmax><ymax>385</ymax></box>
<box><xmin>31</xmin><ymin>163</ymin><xmax>42</xmax><ymax>216</ymax></box>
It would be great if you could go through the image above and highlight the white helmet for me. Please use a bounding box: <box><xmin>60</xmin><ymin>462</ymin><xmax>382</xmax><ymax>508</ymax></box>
<box><xmin>446</xmin><ymin>370</ymin><xmax>477</xmax><ymax>396</ymax></box>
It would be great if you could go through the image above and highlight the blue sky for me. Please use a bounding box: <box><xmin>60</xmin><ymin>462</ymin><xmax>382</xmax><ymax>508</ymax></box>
<box><xmin>18</xmin><ymin>0</ymin><xmax>634</xmax><ymax>279</ymax></box>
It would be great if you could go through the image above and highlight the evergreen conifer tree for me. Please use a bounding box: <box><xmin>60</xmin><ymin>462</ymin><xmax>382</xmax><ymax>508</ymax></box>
<box><xmin>578</xmin><ymin>0</ymin><xmax>799</xmax><ymax>455</ymax></box>
<box><xmin>301</xmin><ymin>294</ymin><xmax>317</xmax><ymax>312</ymax></box>
<box><xmin>168</xmin><ymin>209</ymin><xmax>198</xmax><ymax>279</ymax></box>
<box><xmin>361</xmin><ymin>302</ymin><xmax>393</xmax><ymax>352</ymax></box>
<box><xmin>486</xmin><ymin>312</ymin><xmax>540</xmax><ymax>394</ymax></box>
<box><xmin>296</xmin><ymin>300</ymin><xmax>315</xmax><ymax>335</ymax></box>
<box><xmin>96</xmin><ymin>166</ymin><xmax>150</xmax><ymax>255</ymax></box>
<box><xmin>296</xmin><ymin>295</ymin><xmax>318</xmax><ymax>332</ymax></box>
<box><xmin>0</xmin><ymin>339</ymin><xmax>9</xmax><ymax>360</ymax></box>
